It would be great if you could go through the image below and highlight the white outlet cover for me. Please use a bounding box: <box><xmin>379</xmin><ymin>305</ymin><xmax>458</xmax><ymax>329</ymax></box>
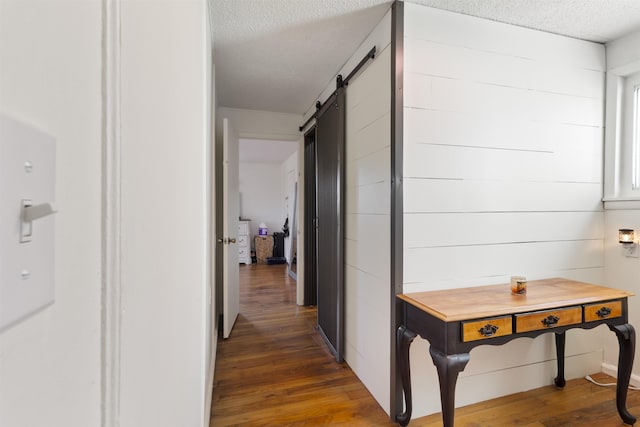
<box><xmin>0</xmin><ymin>114</ymin><xmax>56</xmax><ymax>332</ymax></box>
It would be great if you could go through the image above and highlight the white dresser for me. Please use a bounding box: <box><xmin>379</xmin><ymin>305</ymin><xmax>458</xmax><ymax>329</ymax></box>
<box><xmin>238</xmin><ymin>220</ymin><xmax>251</xmax><ymax>264</ymax></box>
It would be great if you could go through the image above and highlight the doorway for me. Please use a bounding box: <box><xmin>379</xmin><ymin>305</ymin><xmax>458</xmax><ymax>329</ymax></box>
<box><xmin>238</xmin><ymin>137</ymin><xmax>299</xmax><ymax>269</ymax></box>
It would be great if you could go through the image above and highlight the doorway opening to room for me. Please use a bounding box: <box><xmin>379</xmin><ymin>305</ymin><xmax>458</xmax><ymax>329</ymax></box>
<box><xmin>216</xmin><ymin>123</ymin><xmax>302</xmax><ymax>340</ymax></box>
<box><xmin>237</xmin><ymin>136</ymin><xmax>300</xmax><ymax>288</ymax></box>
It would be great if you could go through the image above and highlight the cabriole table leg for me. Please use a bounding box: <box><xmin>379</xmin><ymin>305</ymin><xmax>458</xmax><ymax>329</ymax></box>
<box><xmin>609</xmin><ymin>323</ymin><xmax>636</xmax><ymax>425</ymax></box>
<box><xmin>554</xmin><ymin>332</ymin><xmax>566</xmax><ymax>388</ymax></box>
<box><xmin>396</xmin><ymin>325</ymin><xmax>417</xmax><ymax>426</ymax></box>
<box><xmin>429</xmin><ymin>347</ymin><xmax>470</xmax><ymax>427</ymax></box>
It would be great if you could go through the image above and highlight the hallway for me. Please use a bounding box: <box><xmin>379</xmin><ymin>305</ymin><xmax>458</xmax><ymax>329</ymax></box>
<box><xmin>210</xmin><ymin>263</ymin><xmax>395</xmax><ymax>426</ymax></box>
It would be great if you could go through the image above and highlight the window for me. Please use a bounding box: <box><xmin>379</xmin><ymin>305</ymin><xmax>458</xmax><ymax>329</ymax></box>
<box><xmin>603</xmin><ymin>31</ymin><xmax>640</xmax><ymax>207</ymax></box>
<box><xmin>604</xmin><ymin>69</ymin><xmax>640</xmax><ymax>203</ymax></box>
<box><xmin>634</xmin><ymin>85</ymin><xmax>640</xmax><ymax>189</ymax></box>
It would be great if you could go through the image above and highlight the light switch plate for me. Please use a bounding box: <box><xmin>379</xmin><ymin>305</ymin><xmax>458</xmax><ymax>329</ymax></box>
<box><xmin>0</xmin><ymin>114</ymin><xmax>56</xmax><ymax>332</ymax></box>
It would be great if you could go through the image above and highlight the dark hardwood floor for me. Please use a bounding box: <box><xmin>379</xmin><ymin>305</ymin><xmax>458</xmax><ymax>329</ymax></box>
<box><xmin>210</xmin><ymin>263</ymin><xmax>640</xmax><ymax>426</ymax></box>
<box><xmin>210</xmin><ymin>263</ymin><xmax>394</xmax><ymax>426</ymax></box>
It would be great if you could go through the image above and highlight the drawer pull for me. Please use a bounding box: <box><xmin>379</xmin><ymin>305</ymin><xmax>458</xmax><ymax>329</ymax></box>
<box><xmin>478</xmin><ymin>324</ymin><xmax>499</xmax><ymax>337</ymax></box>
<box><xmin>596</xmin><ymin>307</ymin><xmax>612</xmax><ymax>318</ymax></box>
<box><xmin>541</xmin><ymin>315</ymin><xmax>560</xmax><ymax>327</ymax></box>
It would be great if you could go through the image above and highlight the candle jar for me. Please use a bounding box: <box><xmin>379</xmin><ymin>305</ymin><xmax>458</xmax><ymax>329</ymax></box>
<box><xmin>511</xmin><ymin>276</ymin><xmax>527</xmax><ymax>295</ymax></box>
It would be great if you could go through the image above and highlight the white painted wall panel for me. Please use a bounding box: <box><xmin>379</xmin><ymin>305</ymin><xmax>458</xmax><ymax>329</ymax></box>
<box><xmin>405</xmin><ymin>144</ymin><xmax>553</xmax><ymax>181</ymax></box>
<box><xmin>347</xmin><ymin>112</ymin><xmax>390</xmax><ymax>162</ymax></box>
<box><xmin>403</xmin><ymin>3</ymin><xmax>605</xmax><ymax>418</ymax></box>
<box><xmin>119</xmin><ymin>1</ymin><xmax>210</xmax><ymax>426</ymax></box>
<box><xmin>404</xmin><ymin>211</ymin><xmax>604</xmax><ymax>248</ymax></box>
<box><xmin>403</xmin><ymin>267</ymin><xmax>605</xmax><ymax>295</ymax></box>
<box><xmin>602</xmin><ymin>30</ymin><xmax>640</xmax><ymax>389</ymax></box>
<box><xmin>404</xmin><ymin>180</ymin><xmax>603</xmax><ymax>213</ymax></box>
<box><xmin>346</xmin><ymin>181</ymin><xmax>390</xmax><ymax>215</ymax></box>
<box><xmin>344</xmin><ymin>266</ymin><xmax>391</xmax><ymax>409</ymax></box>
<box><xmin>0</xmin><ymin>2</ymin><xmax>101</xmax><ymax>426</ymax></box>
<box><xmin>604</xmin><ymin>209</ymin><xmax>640</xmax><ymax>382</ymax></box>
<box><xmin>404</xmin><ymin>108</ymin><xmax>602</xmax><ymax>152</ymax></box>
<box><xmin>346</xmin><ymin>213</ymin><xmax>388</xmax><ymax>242</ymax></box>
<box><xmin>405</xmin><ymin>73</ymin><xmax>603</xmax><ymax>127</ymax></box>
<box><xmin>403</xmin><ymin>5</ymin><xmax>604</xmax><ymax>71</ymax></box>
<box><xmin>346</xmin><ymin>147</ymin><xmax>390</xmax><ymax>188</ymax></box>
<box><xmin>404</xmin><ymin>240</ymin><xmax>603</xmax><ymax>285</ymax></box>
<box><xmin>343</xmin><ymin>16</ymin><xmax>392</xmax><ymax>413</ymax></box>
<box><xmin>405</xmin><ymin>38</ymin><xmax>604</xmax><ymax>99</ymax></box>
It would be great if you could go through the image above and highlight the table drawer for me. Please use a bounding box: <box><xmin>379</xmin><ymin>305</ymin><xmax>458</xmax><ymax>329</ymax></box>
<box><xmin>584</xmin><ymin>300</ymin><xmax>623</xmax><ymax>322</ymax></box>
<box><xmin>515</xmin><ymin>307</ymin><xmax>582</xmax><ymax>333</ymax></box>
<box><xmin>237</xmin><ymin>235</ymin><xmax>248</xmax><ymax>247</ymax></box>
<box><xmin>462</xmin><ymin>316</ymin><xmax>512</xmax><ymax>342</ymax></box>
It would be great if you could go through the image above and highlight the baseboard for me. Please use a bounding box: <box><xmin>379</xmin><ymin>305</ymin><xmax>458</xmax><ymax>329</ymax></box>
<box><xmin>601</xmin><ymin>362</ymin><xmax>640</xmax><ymax>387</ymax></box>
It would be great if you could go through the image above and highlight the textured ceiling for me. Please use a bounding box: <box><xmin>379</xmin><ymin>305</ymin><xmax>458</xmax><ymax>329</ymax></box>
<box><xmin>213</xmin><ymin>0</ymin><xmax>640</xmax><ymax>116</ymax></box>
<box><xmin>213</xmin><ymin>0</ymin><xmax>392</xmax><ymax>115</ymax></box>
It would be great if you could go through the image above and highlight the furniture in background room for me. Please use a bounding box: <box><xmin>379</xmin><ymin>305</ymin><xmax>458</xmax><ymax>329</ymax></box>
<box><xmin>238</xmin><ymin>220</ymin><xmax>251</xmax><ymax>265</ymax></box>
<box><xmin>255</xmin><ymin>235</ymin><xmax>274</xmax><ymax>264</ymax></box>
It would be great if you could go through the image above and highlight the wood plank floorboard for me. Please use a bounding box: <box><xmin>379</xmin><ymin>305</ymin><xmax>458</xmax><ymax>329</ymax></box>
<box><xmin>210</xmin><ymin>263</ymin><xmax>640</xmax><ymax>426</ymax></box>
<box><xmin>210</xmin><ymin>263</ymin><xmax>395</xmax><ymax>426</ymax></box>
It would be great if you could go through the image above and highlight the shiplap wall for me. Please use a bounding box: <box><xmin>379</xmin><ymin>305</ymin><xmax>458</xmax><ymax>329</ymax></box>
<box><xmin>402</xmin><ymin>3</ymin><xmax>605</xmax><ymax>417</ymax></box>
<box><xmin>603</xmin><ymin>29</ymin><xmax>640</xmax><ymax>383</ymax></box>
<box><xmin>344</xmin><ymin>11</ymin><xmax>392</xmax><ymax>413</ymax></box>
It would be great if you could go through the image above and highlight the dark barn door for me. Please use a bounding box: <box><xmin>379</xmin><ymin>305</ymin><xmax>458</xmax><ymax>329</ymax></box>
<box><xmin>315</xmin><ymin>89</ymin><xmax>345</xmax><ymax>362</ymax></box>
<box><xmin>303</xmin><ymin>127</ymin><xmax>318</xmax><ymax>306</ymax></box>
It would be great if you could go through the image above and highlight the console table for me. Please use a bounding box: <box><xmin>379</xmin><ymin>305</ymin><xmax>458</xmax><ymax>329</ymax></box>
<box><xmin>395</xmin><ymin>278</ymin><xmax>636</xmax><ymax>426</ymax></box>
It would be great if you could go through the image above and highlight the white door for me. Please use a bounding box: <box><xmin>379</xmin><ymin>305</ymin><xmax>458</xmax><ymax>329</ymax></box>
<box><xmin>222</xmin><ymin>118</ymin><xmax>239</xmax><ymax>338</ymax></box>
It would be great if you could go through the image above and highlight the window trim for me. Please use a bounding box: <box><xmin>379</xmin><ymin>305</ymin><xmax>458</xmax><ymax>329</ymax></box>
<box><xmin>603</xmin><ymin>62</ymin><xmax>640</xmax><ymax>208</ymax></box>
<box><xmin>633</xmin><ymin>84</ymin><xmax>640</xmax><ymax>189</ymax></box>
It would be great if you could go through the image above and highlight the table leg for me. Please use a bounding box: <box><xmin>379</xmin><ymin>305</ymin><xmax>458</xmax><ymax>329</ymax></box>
<box><xmin>396</xmin><ymin>325</ymin><xmax>417</xmax><ymax>426</ymax></box>
<box><xmin>429</xmin><ymin>347</ymin><xmax>470</xmax><ymax>427</ymax></box>
<box><xmin>609</xmin><ymin>323</ymin><xmax>636</xmax><ymax>425</ymax></box>
<box><xmin>554</xmin><ymin>332</ymin><xmax>566</xmax><ymax>388</ymax></box>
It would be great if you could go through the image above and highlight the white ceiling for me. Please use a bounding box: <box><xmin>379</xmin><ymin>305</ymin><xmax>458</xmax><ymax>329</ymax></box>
<box><xmin>213</xmin><ymin>0</ymin><xmax>640</xmax><ymax>116</ymax></box>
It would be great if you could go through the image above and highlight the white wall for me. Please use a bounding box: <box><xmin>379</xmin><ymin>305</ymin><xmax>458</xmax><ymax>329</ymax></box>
<box><xmin>119</xmin><ymin>1</ymin><xmax>211</xmax><ymax>426</ymax></box>
<box><xmin>282</xmin><ymin>151</ymin><xmax>298</xmax><ymax>263</ymax></box>
<box><xmin>344</xmin><ymin>15</ymin><xmax>392</xmax><ymax>413</ymax></box>
<box><xmin>403</xmin><ymin>3</ymin><xmax>605</xmax><ymax>417</ymax></box>
<box><xmin>304</xmin><ymin>8</ymin><xmax>393</xmax><ymax>414</ymax></box>
<box><xmin>603</xmin><ymin>209</ymin><xmax>640</xmax><ymax>379</ymax></box>
<box><xmin>603</xmin><ymin>29</ymin><xmax>640</xmax><ymax>383</ymax></box>
<box><xmin>0</xmin><ymin>2</ymin><xmax>102</xmax><ymax>426</ymax></box>
<box><xmin>205</xmin><ymin>8</ymin><xmax>216</xmax><ymax>424</ymax></box>
<box><xmin>217</xmin><ymin>107</ymin><xmax>300</xmax><ymax>141</ymax></box>
<box><xmin>239</xmin><ymin>162</ymin><xmax>284</xmax><ymax>243</ymax></box>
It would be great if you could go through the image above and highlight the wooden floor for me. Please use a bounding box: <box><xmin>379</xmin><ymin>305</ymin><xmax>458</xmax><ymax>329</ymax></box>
<box><xmin>210</xmin><ymin>263</ymin><xmax>640</xmax><ymax>426</ymax></box>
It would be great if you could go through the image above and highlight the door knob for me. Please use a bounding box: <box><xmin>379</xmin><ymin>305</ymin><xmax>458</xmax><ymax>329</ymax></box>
<box><xmin>229</xmin><ymin>238</ymin><xmax>236</xmax><ymax>244</ymax></box>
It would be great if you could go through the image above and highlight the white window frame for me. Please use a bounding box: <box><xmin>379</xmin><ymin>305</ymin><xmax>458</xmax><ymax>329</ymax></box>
<box><xmin>633</xmin><ymin>84</ymin><xmax>640</xmax><ymax>189</ymax></box>
<box><xmin>603</xmin><ymin>64</ymin><xmax>640</xmax><ymax>208</ymax></box>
